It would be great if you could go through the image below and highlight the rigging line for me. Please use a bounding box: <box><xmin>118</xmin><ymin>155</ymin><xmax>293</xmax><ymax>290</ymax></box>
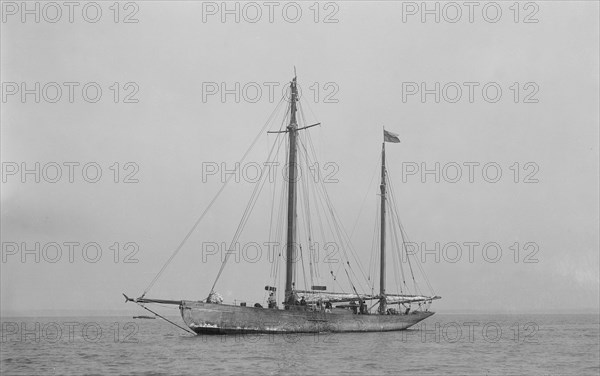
<box><xmin>321</xmin><ymin>178</ymin><xmax>371</xmax><ymax>285</ymax></box>
<box><xmin>269</xmin><ymin>140</ymin><xmax>286</xmax><ymax>295</ymax></box>
<box><xmin>298</xmin><ymin>154</ymin><xmax>345</xmax><ymax>282</ymax></box>
<box><xmin>136</xmin><ymin>303</ymin><xmax>195</xmax><ymax>335</ymax></box>
<box><xmin>267</xmin><ymin>104</ymin><xmax>290</xmax><ymax>253</ymax></box>
<box><xmin>268</xmin><ymin>120</ymin><xmax>289</xmax><ymax>279</ymax></box>
<box><xmin>297</xmin><ymin>133</ymin><xmax>314</xmax><ymax>290</ymax></box>
<box><xmin>399</xmin><ymin>219</ymin><xmax>433</xmax><ymax>294</ymax></box>
<box><xmin>345</xmin><ymin>261</ymin><xmax>366</xmax><ymax>295</ymax></box>
<box><xmin>363</xmin><ymin>155</ymin><xmax>383</xmax><ymax>292</ymax></box>
<box><xmin>299</xmin><ymin>133</ymin><xmax>326</xmax><ymax>282</ymax></box>
<box><xmin>300</xmin><ymin>129</ymin><xmax>335</xmax><ymax>282</ymax></box>
<box><xmin>272</xmin><ymin>168</ymin><xmax>287</xmax><ymax>280</ymax></box>
<box><xmin>384</xmin><ymin>182</ymin><xmax>401</xmax><ymax>294</ymax></box>
<box><xmin>275</xmin><ymin>163</ymin><xmax>285</xmax><ymax>293</ymax></box>
<box><xmin>268</xmin><ymin>172</ymin><xmax>278</xmax><ymax>279</ymax></box>
<box><xmin>212</xmin><ymin>146</ymin><xmax>277</xmax><ymax>294</ymax></box>
<box><xmin>369</xmin><ymin>162</ymin><xmax>381</xmax><ymax>277</ymax></box>
<box><xmin>296</xmin><ymin>136</ymin><xmax>341</xmax><ymax>283</ymax></box>
<box><xmin>300</xmin><ymin>131</ymin><xmax>323</xmax><ymax>286</ymax></box>
<box><xmin>399</xmin><ymin>222</ymin><xmax>428</xmax><ymax>295</ymax></box>
<box><xmin>388</xmin><ymin>210</ymin><xmax>400</xmax><ymax>292</ymax></box>
<box><xmin>299</xmin><ymin>159</ymin><xmax>315</xmax><ymax>289</ymax></box>
<box><xmin>141</xmin><ymin>96</ymin><xmax>286</xmax><ymax>298</ymax></box>
<box><xmin>319</xmin><ymin>189</ymin><xmax>353</xmax><ymax>284</ymax></box>
<box><xmin>386</xmin><ymin>174</ymin><xmax>427</xmax><ymax>296</ymax></box>
<box><xmin>332</xmin><ymin>272</ymin><xmax>348</xmax><ymax>293</ymax></box>
<box><xmin>307</xmin><ymin>165</ymin><xmax>326</xmax><ymax>282</ymax></box>
<box><xmin>270</xmin><ymin>131</ymin><xmax>289</xmax><ymax>279</ymax></box>
<box><xmin>386</xmin><ymin>173</ymin><xmax>416</xmax><ymax>286</ymax></box>
<box><xmin>300</xmin><ymin>155</ymin><xmax>320</xmax><ymax>287</ymax></box>
<box><xmin>297</xmin><ymin>99</ymin><xmax>320</xmax><ymax>153</ymax></box>
<box><xmin>299</xmin><ymin>95</ymin><xmax>322</xmax><ymax>143</ymax></box>
<box><xmin>271</xmin><ymin>136</ymin><xmax>289</xmax><ymax>280</ymax></box>
<box><xmin>389</xmin><ymin>190</ymin><xmax>410</xmax><ymax>293</ymax></box>
<box><xmin>388</xmin><ymin>199</ymin><xmax>406</xmax><ymax>293</ymax></box>
<box><xmin>349</xmin><ymin>154</ymin><xmax>381</xmax><ymax>240</ymax></box>
<box><xmin>368</xmin><ymin>196</ymin><xmax>380</xmax><ymax>294</ymax></box>
<box><xmin>293</xmin><ymin>119</ymin><xmax>364</xmax><ymax>294</ymax></box>
<box><xmin>319</xmin><ymin>176</ymin><xmax>371</xmax><ymax>287</ymax></box>
<box><xmin>301</xmin><ymin>136</ymin><xmax>371</xmax><ymax>286</ymax></box>
<box><xmin>344</xmin><ymin>269</ymin><xmax>362</xmax><ymax>303</ymax></box>
<box><xmin>296</xmin><ymin>174</ymin><xmax>309</xmax><ymax>290</ymax></box>
<box><xmin>299</xmin><ymin>244</ymin><xmax>309</xmax><ymax>292</ymax></box>
<box><xmin>297</xmin><ymin>141</ymin><xmax>312</xmax><ymax>290</ymax></box>
<box><xmin>300</xmin><ymin>112</ymin><xmax>372</xmax><ymax>291</ymax></box>
<box><xmin>308</xmin><ymin>240</ymin><xmax>315</xmax><ymax>288</ymax></box>
<box><xmin>209</xmin><ymin>131</ymin><xmax>286</xmax><ymax>295</ymax></box>
<box><xmin>368</xmin><ymin>157</ymin><xmax>382</xmax><ymax>285</ymax></box>
<box><xmin>386</xmin><ymin>169</ymin><xmax>434</xmax><ymax>295</ymax></box>
<box><xmin>385</xmin><ymin>188</ymin><xmax>403</xmax><ymax>286</ymax></box>
<box><xmin>311</xmin><ymin>178</ymin><xmax>327</xmax><ymax>282</ymax></box>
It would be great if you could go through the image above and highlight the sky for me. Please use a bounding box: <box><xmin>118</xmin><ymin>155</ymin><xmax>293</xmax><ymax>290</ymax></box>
<box><xmin>1</xmin><ymin>1</ymin><xmax>599</xmax><ymax>316</ymax></box>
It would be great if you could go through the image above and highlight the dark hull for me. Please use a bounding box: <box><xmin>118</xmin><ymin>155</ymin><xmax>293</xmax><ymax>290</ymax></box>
<box><xmin>180</xmin><ymin>301</ymin><xmax>434</xmax><ymax>334</ymax></box>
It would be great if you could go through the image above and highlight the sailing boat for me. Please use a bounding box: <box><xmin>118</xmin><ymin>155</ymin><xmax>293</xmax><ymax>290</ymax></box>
<box><xmin>124</xmin><ymin>73</ymin><xmax>440</xmax><ymax>334</ymax></box>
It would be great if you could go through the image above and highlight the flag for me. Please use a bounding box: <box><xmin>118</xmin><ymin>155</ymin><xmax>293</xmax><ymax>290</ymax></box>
<box><xmin>384</xmin><ymin>129</ymin><xmax>401</xmax><ymax>143</ymax></box>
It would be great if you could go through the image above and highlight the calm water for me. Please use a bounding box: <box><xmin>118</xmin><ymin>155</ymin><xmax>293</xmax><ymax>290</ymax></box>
<box><xmin>1</xmin><ymin>314</ymin><xmax>599</xmax><ymax>375</ymax></box>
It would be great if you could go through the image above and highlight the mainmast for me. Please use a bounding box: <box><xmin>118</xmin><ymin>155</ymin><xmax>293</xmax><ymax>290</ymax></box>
<box><xmin>284</xmin><ymin>76</ymin><xmax>299</xmax><ymax>305</ymax></box>
<box><xmin>379</xmin><ymin>141</ymin><xmax>387</xmax><ymax>314</ymax></box>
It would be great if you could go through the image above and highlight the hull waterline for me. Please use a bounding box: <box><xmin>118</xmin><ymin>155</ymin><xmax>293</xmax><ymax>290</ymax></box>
<box><xmin>180</xmin><ymin>301</ymin><xmax>434</xmax><ymax>334</ymax></box>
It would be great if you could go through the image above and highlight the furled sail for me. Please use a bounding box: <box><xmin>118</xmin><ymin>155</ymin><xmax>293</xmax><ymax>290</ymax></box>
<box><xmin>293</xmin><ymin>290</ymin><xmax>440</xmax><ymax>304</ymax></box>
<box><xmin>385</xmin><ymin>294</ymin><xmax>441</xmax><ymax>304</ymax></box>
<box><xmin>293</xmin><ymin>290</ymin><xmax>374</xmax><ymax>303</ymax></box>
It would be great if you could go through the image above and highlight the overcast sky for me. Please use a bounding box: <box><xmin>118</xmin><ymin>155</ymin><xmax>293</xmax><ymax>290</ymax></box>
<box><xmin>1</xmin><ymin>1</ymin><xmax>598</xmax><ymax>316</ymax></box>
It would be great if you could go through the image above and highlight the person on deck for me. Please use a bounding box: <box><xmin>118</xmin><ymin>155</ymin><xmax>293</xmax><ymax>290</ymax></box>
<box><xmin>268</xmin><ymin>292</ymin><xmax>277</xmax><ymax>309</ymax></box>
<box><xmin>300</xmin><ymin>296</ymin><xmax>307</xmax><ymax>306</ymax></box>
<box><xmin>360</xmin><ymin>301</ymin><xmax>367</xmax><ymax>314</ymax></box>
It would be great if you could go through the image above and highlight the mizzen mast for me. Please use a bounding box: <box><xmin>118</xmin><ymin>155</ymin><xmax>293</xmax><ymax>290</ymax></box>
<box><xmin>379</xmin><ymin>140</ymin><xmax>387</xmax><ymax>314</ymax></box>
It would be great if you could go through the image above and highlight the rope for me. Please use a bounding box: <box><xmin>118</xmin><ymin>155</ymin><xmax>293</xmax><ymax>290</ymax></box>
<box><xmin>387</xmin><ymin>169</ymin><xmax>435</xmax><ymax>295</ymax></box>
<box><xmin>141</xmin><ymin>96</ymin><xmax>286</xmax><ymax>298</ymax></box>
<box><xmin>208</xmin><ymin>131</ymin><xmax>286</xmax><ymax>295</ymax></box>
<box><xmin>136</xmin><ymin>303</ymin><xmax>195</xmax><ymax>335</ymax></box>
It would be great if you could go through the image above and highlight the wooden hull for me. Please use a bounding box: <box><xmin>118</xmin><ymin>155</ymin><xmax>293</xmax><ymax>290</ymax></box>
<box><xmin>180</xmin><ymin>301</ymin><xmax>434</xmax><ymax>334</ymax></box>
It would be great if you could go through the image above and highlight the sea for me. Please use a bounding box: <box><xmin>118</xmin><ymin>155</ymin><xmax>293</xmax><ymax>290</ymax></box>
<box><xmin>1</xmin><ymin>314</ymin><xmax>598</xmax><ymax>375</ymax></box>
